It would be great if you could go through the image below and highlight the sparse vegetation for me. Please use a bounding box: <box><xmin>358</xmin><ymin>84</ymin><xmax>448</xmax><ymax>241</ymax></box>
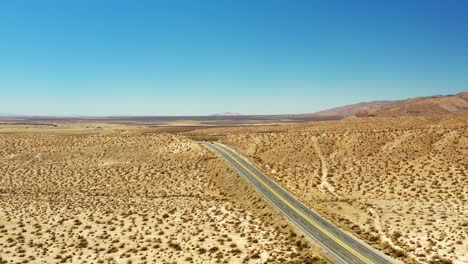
<box><xmin>0</xmin><ymin>126</ymin><xmax>322</xmax><ymax>263</ymax></box>
<box><xmin>203</xmin><ymin>114</ymin><xmax>468</xmax><ymax>263</ymax></box>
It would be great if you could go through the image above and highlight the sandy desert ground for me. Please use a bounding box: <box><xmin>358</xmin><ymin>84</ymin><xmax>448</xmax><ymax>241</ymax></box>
<box><xmin>189</xmin><ymin>114</ymin><xmax>468</xmax><ymax>264</ymax></box>
<box><xmin>0</xmin><ymin>125</ymin><xmax>323</xmax><ymax>264</ymax></box>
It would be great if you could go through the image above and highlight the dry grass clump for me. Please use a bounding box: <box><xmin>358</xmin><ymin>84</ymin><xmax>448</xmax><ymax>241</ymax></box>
<box><xmin>0</xmin><ymin>129</ymin><xmax>323</xmax><ymax>263</ymax></box>
<box><xmin>210</xmin><ymin>114</ymin><xmax>468</xmax><ymax>264</ymax></box>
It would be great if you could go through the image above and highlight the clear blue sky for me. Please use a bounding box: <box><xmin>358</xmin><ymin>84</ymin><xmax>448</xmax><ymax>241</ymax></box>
<box><xmin>1</xmin><ymin>0</ymin><xmax>467</xmax><ymax>116</ymax></box>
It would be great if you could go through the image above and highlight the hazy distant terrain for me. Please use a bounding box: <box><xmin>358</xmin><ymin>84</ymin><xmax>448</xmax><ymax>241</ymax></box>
<box><xmin>2</xmin><ymin>92</ymin><xmax>466</xmax><ymax>125</ymax></box>
<box><xmin>0</xmin><ymin>114</ymin><xmax>339</xmax><ymax>128</ymax></box>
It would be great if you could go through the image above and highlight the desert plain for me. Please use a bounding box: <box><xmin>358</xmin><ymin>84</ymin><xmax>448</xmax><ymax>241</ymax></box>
<box><xmin>0</xmin><ymin>124</ymin><xmax>321</xmax><ymax>264</ymax></box>
<box><xmin>0</xmin><ymin>113</ymin><xmax>467</xmax><ymax>264</ymax></box>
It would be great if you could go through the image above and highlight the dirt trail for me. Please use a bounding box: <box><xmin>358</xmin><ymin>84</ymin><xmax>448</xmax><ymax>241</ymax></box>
<box><xmin>367</xmin><ymin>207</ymin><xmax>419</xmax><ymax>261</ymax></box>
<box><xmin>313</xmin><ymin>138</ymin><xmax>342</xmax><ymax>199</ymax></box>
<box><xmin>367</xmin><ymin>207</ymin><xmax>404</xmax><ymax>253</ymax></box>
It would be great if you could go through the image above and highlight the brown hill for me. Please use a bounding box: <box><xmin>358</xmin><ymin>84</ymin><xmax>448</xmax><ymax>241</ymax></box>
<box><xmin>355</xmin><ymin>92</ymin><xmax>468</xmax><ymax>117</ymax></box>
<box><xmin>309</xmin><ymin>100</ymin><xmax>399</xmax><ymax>117</ymax></box>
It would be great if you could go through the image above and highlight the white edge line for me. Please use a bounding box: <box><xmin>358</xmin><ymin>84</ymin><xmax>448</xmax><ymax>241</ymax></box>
<box><xmin>211</xmin><ymin>142</ymin><xmax>400</xmax><ymax>264</ymax></box>
<box><xmin>202</xmin><ymin>142</ymin><xmax>349</xmax><ymax>264</ymax></box>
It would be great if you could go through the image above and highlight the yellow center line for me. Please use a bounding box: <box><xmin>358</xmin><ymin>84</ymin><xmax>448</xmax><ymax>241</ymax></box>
<box><xmin>208</xmin><ymin>143</ymin><xmax>374</xmax><ymax>264</ymax></box>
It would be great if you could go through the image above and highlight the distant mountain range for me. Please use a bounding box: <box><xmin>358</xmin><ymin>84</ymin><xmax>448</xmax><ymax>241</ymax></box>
<box><xmin>2</xmin><ymin>93</ymin><xmax>467</xmax><ymax>120</ymax></box>
<box><xmin>305</xmin><ymin>92</ymin><xmax>468</xmax><ymax>118</ymax></box>
<box><xmin>211</xmin><ymin>112</ymin><xmax>242</xmax><ymax>117</ymax></box>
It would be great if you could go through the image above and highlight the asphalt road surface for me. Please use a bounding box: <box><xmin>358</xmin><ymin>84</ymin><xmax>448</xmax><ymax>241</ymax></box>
<box><xmin>202</xmin><ymin>141</ymin><xmax>397</xmax><ymax>264</ymax></box>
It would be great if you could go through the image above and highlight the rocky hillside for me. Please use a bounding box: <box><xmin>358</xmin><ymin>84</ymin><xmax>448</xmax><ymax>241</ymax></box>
<box><xmin>356</xmin><ymin>92</ymin><xmax>468</xmax><ymax>117</ymax></box>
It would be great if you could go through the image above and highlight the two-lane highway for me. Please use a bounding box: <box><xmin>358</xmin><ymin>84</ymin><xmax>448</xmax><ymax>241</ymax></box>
<box><xmin>202</xmin><ymin>141</ymin><xmax>396</xmax><ymax>264</ymax></box>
